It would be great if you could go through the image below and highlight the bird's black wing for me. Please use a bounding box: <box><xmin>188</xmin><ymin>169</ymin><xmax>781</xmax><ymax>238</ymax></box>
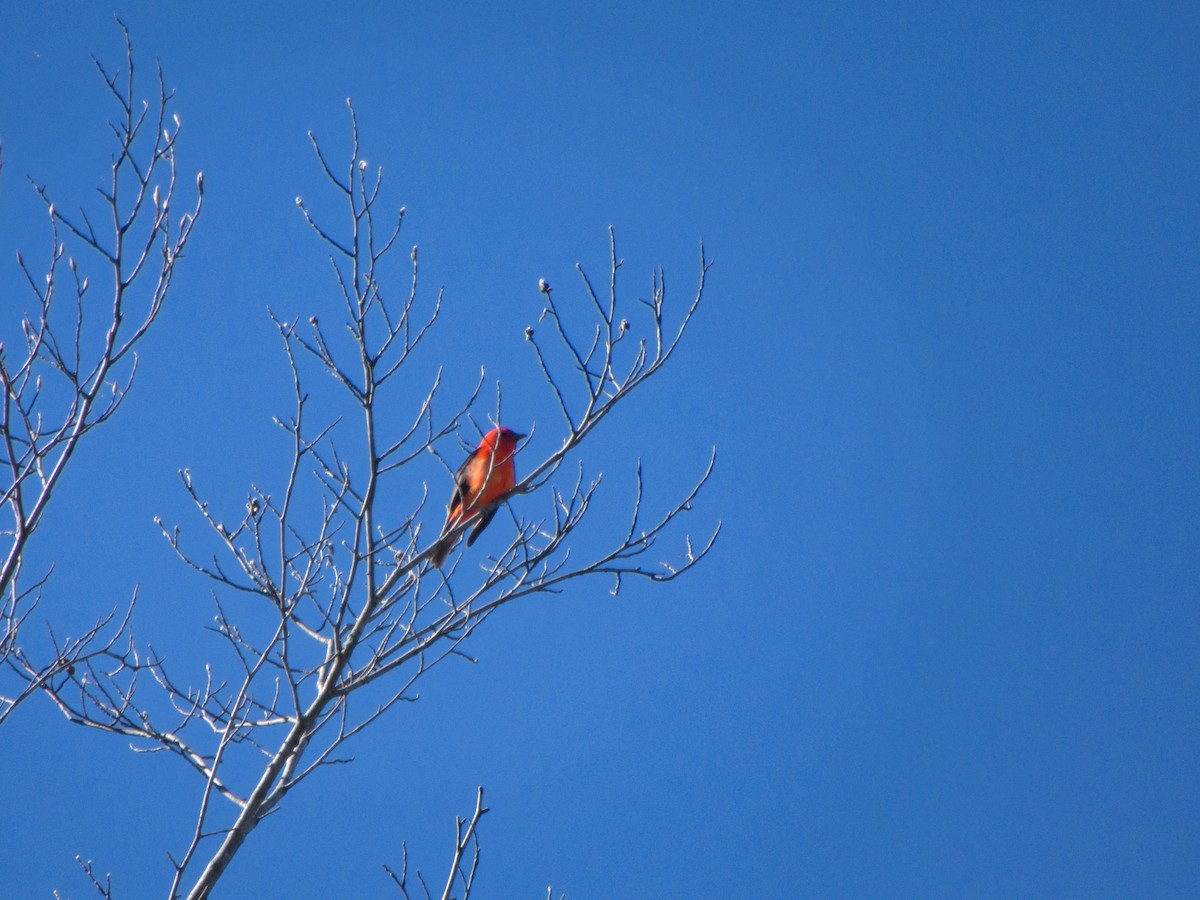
<box><xmin>447</xmin><ymin>449</ymin><xmax>478</xmax><ymax>515</ymax></box>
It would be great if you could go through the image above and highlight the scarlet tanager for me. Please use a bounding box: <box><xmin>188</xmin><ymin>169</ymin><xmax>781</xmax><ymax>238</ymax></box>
<box><xmin>429</xmin><ymin>426</ymin><xmax>525</xmax><ymax>567</ymax></box>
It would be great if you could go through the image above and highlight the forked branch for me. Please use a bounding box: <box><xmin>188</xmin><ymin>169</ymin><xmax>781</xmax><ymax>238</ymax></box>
<box><xmin>0</xmin><ymin>16</ymin><xmax>203</xmax><ymax>726</ymax></box>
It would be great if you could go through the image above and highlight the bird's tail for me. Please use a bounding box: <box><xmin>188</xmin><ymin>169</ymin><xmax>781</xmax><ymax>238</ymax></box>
<box><xmin>429</xmin><ymin>532</ymin><xmax>456</xmax><ymax>568</ymax></box>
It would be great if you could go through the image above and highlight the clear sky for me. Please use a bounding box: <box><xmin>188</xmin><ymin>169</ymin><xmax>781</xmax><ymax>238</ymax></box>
<box><xmin>1</xmin><ymin>1</ymin><xmax>1198</xmax><ymax>897</ymax></box>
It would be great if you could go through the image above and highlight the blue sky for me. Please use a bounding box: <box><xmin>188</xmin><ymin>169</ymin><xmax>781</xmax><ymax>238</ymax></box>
<box><xmin>2</xmin><ymin>2</ymin><xmax>1198</xmax><ymax>896</ymax></box>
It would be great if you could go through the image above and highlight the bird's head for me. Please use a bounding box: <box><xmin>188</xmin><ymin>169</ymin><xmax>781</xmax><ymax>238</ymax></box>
<box><xmin>483</xmin><ymin>426</ymin><xmax>526</xmax><ymax>456</ymax></box>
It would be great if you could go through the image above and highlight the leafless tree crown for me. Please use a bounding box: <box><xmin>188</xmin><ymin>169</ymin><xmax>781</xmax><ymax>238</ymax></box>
<box><xmin>4</xmin><ymin>32</ymin><xmax>716</xmax><ymax>900</ymax></box>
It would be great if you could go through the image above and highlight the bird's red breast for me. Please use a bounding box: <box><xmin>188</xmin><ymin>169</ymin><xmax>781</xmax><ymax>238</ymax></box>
<box><xmin>448</xmin><ymin>436</ymin><xmax>519</xmax><ymax>522</ymax></box>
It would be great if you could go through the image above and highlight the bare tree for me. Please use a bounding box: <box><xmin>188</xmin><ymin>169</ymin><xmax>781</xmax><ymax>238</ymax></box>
<box><xmin>0</xmin><ymin>19</ymin><xmax>203</xmax><ymax>726</ymax></box>
<box><xmin>10</xmin><ymin>43</ymin><xmax>715</xmax><ymax>900</ymax></box>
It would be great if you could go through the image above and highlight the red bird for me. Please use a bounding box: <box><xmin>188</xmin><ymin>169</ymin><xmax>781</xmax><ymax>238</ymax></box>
<box><xmin>429</xmin><ymin>426</ymin><xmax>525</xmax><ymax>567</ymax></box>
